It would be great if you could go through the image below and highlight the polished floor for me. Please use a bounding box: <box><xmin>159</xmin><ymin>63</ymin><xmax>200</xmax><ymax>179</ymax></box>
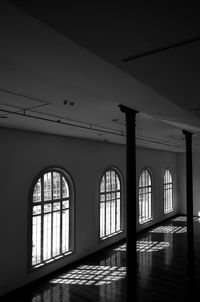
<box><xmin>3</xmin><ymin>215</ymin><xmax>200</xmax><ymax>302</ymax></box>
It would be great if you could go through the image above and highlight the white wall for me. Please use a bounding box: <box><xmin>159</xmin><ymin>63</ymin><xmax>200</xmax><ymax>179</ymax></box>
<box><xmin>0</xmin><ymin>127</ymin><xmax>126</xmax><ymax>296</ymax></box>
<box><xmin>136</xmin><ymin>147</ymin><xmax>178</xmax><ymax>231</ymax></box>
<box><xmin>0</xmin><ymin>127</ymin><xmax>178</xmax><ymax>295</ymax></box>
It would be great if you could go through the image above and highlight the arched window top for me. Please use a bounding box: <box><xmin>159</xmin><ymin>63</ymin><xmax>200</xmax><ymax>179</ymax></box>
<box><xmin>33</xmin><ymin>168</ymin><xmax>70</xmax><ymax>204</ymax></box>
<box><xmin>139</xmin><ymin>168</ymin><xmax>152</xmax><ymax>188</ymax></box>
<box><xmin>164</xmin><ymin>169</ymin><xmax>172</xmax><ymax>184</ymax></box>
<box><xmin>100</xmin><ymin>168</ymin><xmax>121</xmax><ymax>193</ymax></box>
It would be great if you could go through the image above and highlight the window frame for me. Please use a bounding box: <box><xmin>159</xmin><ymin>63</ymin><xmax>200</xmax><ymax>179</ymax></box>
<box><xmin>28</xmin><ymin>166</ymin><xmax>75</xmax><ymax>271</ymax></box>
<box><xmin>98</xmin><ymin>166</ymin><xmax>124</xmax><ymax>241</ymax></box>
<box><xmin>138</xmin><ymin>167</ymin><xmax>154</xmax><ymax>224</ymax></box>
<box><xmin>163</xmin><ymin>168</ymin><xmax>174</xmax><ymax>214</ymax></box>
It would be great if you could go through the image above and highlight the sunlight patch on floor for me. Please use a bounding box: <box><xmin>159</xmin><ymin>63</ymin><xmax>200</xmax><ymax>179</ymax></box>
<box><xmin>150</xmin><ymin>225</ymin><xmax>187</xmax><ymax>233</ymax></box>
<box><xmin>50</xmin><ymin>265</ymin><xmax>126</xmax><ymax>286</ymax></box>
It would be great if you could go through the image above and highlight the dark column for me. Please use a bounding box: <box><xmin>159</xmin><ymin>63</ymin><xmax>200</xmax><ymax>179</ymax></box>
<box><xmin>182</xmin><ymin>130</ymin><xmax>194</xmax><ymax>260</ymax></box>
<box><xmin>119</xmin><ymin>105</ymin><xmax>138</xmax><ymax>301</ymax></box>
<box><xmin>182</xmin><ymin>130</ymin><xmax>195</xmax><ymax>295</ymax></box>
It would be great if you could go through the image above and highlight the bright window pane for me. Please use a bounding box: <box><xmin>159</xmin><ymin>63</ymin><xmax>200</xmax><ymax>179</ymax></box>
<box><xmin>52</xmin><ymin>212</ymin><xmax>60</xmax><ymax>257</ymax></box>
<box><xmin>44</xmin><ymin>172</ymin><xmax>52</xmax><ymax>201</ymax></box>
<box><xmin>33</xmin><ymin>178</ymin><xmax>41</xmax><ymax>203</ymax></box>
<box><xmin>32</xmin><ymin>216</ymin><xmax>41</xmax><ymax>265</ymax></box>
<box><xmin>62</xmin><ymin>177</ymin><xmax>69</xmax><ymax>198</ymax></box>
<box><xmin>100</xmin><ymin>202</ymin><xmax>105</xmax><ymax>238</ymax></box>
<box><xmin>116</xmin><ymin>199</ymin><xmax>120</xmax><ymax>231</ymax></box>
<box><xmin>62</xmin><ymin>209</ymin><xmax>69</xmax><ymax>253</ymax></box>
<box><xmin>53</xmin><ymin>172</ymin><xmax>60</xmax><ymax>200</ymax></box>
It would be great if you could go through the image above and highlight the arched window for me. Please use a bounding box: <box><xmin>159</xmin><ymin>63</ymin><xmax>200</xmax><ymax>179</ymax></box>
<box><xmin>31</xmin><ymin>168</ymin><xmax>74</xmax><ymax>268</ymax></box>
<box><xmin>139</xmin><ymin>169</ymin><xmax>153</xmax><ymax>224</ymax></box>
<box><xmin>164</xmin><ymin>169</ymin><xmax>173</xmax><ymax>214</ymax></box>
<box><xmin>100</xmin><ymin>168</ymin><xmax>122</xmax><ymax>240</ymax></box>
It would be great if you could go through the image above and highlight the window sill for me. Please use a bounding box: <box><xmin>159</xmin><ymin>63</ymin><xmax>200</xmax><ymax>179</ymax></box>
<box><xmin>100</xmin><ymin>230</ymin><xmax>123</xmax><ymax>241</ymax></box>
<box><xmin>29</xmin><ymin>251</ymin><xmax>73</xmax><ymax>272</ymax></box>
<box><xmin>139</xmin><ymin>218</ymin><xmax>153</xmax><ymax>225</ymax></box>
<box><xmin>164</xmin><ymin>210</ymin><xmax>174</xmax><ymax>215</ymax></box>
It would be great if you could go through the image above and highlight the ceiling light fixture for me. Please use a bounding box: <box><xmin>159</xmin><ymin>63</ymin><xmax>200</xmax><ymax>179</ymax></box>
<box><xmin>63</xmin><ymin>100</ymin><xmax>74</xmax><ymax>106</ymax></box>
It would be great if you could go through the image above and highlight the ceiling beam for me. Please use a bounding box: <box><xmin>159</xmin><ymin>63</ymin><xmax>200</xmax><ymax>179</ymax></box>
<box><xmin>122</xmin><ymin>35</ymin><xmax>200</xmax><ymax>62</ymax></box>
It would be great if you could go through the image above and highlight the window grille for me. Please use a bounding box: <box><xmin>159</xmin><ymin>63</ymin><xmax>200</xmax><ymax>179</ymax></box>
<box><xmin>139</xmin><ymin>169</ymin><xmax>152</xmax><ymax>224</ymax></box>
<box><xmin>100</xmin><ymin>169</ymin><xmax>122</xmax><ymax>239</ymax></box>
<box><xmin>31</xmin><ymin>168</ymin><xmax>73</xmax><ymax>268</ymax></box>
<box><xmin>164</xmin><ymin>169</ymin><xmax>173</xmax><ymax>214</ymax></box>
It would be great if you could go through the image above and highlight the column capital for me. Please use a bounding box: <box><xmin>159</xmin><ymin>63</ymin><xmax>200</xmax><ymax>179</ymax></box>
<box><xmin>118</xmin><ymin>104</ymin><xmax>139</xmax><ymax>116</ymax></box>
<box><xmin>182</xmin><ymin>130</ymin><xmax>193</xmax><ymax>137</ymax></box>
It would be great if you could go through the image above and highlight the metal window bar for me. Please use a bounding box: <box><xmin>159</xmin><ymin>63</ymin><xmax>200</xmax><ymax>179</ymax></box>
<box><xmin>115</xmin><ymin>173</ymin><xmax>118</xmax><ymax>231</ymax></box>
<box><xmin>51</xmin><ymin>172</ymin><xmax>53</xmax><ymax>259</ymax></box>
<box><xmin>60</xmin><ymin>174</ymin><xmax>63</xmax><ymax>254</ymax></box>
<box><xmin>110</xmin><ymin>170</ymin><xmax>112</xmax><ymax>234</ymax></box>
<box><xmin>41</xmin><ymin>176</ymin><xmax>44</xmax><ymax>263</ymax></box>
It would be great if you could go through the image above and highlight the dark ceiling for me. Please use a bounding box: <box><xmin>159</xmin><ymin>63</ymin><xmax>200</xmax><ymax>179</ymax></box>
<box><xmin>1</xmin><ymin>1</ymin><xmax>200</xmax><ymax>151</ymax></box>
<box><xmin>9</xmin><ymin>1</ymin><xmax>200</xmax><ymax>117</ymax></box>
